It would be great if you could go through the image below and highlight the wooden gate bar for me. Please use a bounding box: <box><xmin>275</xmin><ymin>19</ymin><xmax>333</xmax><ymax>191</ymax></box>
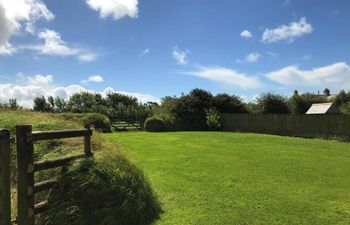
<box><xmin>34</xmin><ymin>153</ymin><xmax>86</xmax><ymax>172</ymax></box>
<box><xmin>32</xmin><ymin>128</ymin><xmax>92</xmax><ymax>141</ymax></box>
<box><xmin>16</xmin><ymin>125</ymin><xmax>35</xmax><ymax>225</ymax></box>
<box><xmin>0</xmin><ymin>129</ymin><xmax>11</xmax><ymax>225</ymax></box>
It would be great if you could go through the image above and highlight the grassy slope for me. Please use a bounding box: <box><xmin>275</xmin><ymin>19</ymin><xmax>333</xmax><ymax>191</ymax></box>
<box><xmin>107</xmin><ymin>132</ymin><xmax>350</xmax><ymax>225</ymax></box>
<box><xmin>0</xmin><ymin>110</ymin><xmax>121</xmax><ymax>219</ymax></box>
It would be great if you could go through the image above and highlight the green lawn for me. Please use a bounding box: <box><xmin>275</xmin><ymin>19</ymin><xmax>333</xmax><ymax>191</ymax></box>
<box><xmin>107</xmin><ymin>132</ymin><xmax>350</xmax><ymax>225</ymax></box>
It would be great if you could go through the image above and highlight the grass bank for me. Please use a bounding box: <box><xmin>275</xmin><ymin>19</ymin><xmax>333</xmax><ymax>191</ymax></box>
<box><xmin>107</xmin><ymin>132</ymin><xmax>350</xmax><ymax>225</ymax></box>
<box><xmin>0</xmin><ymin>110</ymin><xmax>161</xmax><ymax>224</ymax></box>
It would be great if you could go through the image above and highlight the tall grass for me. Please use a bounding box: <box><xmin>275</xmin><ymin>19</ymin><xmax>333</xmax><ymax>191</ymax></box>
<box><xmin>41</xmin><ymin>156</ymin><xmax>162</xmax><ymax>225</ymax></box>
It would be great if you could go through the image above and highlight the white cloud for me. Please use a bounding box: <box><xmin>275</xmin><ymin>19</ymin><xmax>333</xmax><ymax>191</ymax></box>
<box><xmin>141</xmin><ymin>48</ymin><xmax>150</xmax><ymax>55</ymax></box>
<box><xmin>78</xmin><ymin>53</ymin><xmax>97</xmax><ymax>62</ymax></box>
<box><xmin>183</xmin><ymin>66</ymin><xmax>261</xmax><ymax>89</ymax></box>
<box><xmin>82</xmin><ymin>75</ymin><xmax>104</xmax><ymax>84</ymax></box>
<box><xmin>172</xmin><ymin>46</ymin><xmax>188</xmax><ymax>65</ymax></box>
<box><xmin>266</xmin><ymin>62</ymin><xmax>350</xmax><ymax>89</ymax></box>
<box><xmin>36</xmin><ymin>29</ymin><xmax>78</xmax><ymax>56</ymax></box>
<box><xmin>24</xmin><ymin>29</ymin><xmax>97</xmax><ymax>61</ymax></box>
<box><xmin>0</xmin><ymin>0</ymin><xmax>54</xmax><ymax>54</ymax></box>
<box><xmin>301</xmin><ymin>55</ymin><xmax>312</xmax><ymax>60</ymax></box>
<box><xmin>236</xmin><ymin>52</ymin><xmax>262</xmax><ymax>63</ymax></box>
<box><xmin>267</xmin><ymin>51</ymin><xmax>278</xmax><ymax>57</ymax></box>
<box><xmin>86</xmin><ymin>0</ymin><xmax>138</xmax><ymax>20</ymax></box>
<box><xmin>240</xmin><ymin>30</ymin><xmax>253</xmax><ymax>39</ymax></box>
<box><xmin>104</xmin><ymin>88</ymin><xmax>159</xmax><ymax>103</ymax></box>
<box><xmin>0</xmin><ymin>73</ymin><xmax>158</xmax><ymax>107</ymax></box>
<box><xmin>261</xmin><ymin>17</ymin><xmax>313</xmax><ymax>43</ymax></box>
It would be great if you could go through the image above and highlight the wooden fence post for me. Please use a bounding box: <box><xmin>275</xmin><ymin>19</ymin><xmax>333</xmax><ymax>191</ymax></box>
<box><xmin>16</xmin><ymin>125</ymin><xmax>35</xmax><ymax>225</ymax></box>
<box><xmin>84</xmin><ymin>123</ymin><xmax>93</xmax><ymax>157</ymax></box>
<box><xmin>0</xmin><ymin>129</ymin><xmax>11</xmax><ymax>225</ymax></box>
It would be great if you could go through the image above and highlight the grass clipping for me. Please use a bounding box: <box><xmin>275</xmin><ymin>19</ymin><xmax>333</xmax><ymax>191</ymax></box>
<box><xmin>40</xmin><ymin>154</ymin><xmax>162</xmax><ymax>225</ymax></box>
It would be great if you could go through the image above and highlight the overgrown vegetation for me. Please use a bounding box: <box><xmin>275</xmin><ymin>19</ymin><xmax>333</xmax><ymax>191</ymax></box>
<box><xmin>205</xmin><ymin>108</ymin><xmax>221</xmax><ymax>131</ymax></box>
<box><xmin>151</xmin><ymin>89</ymin><xmax>247</xmax><ymax>131</ymax></box>
<box><xmin>82</xmin><ymin>113</ymin><xmax>112</xmax><ymax>133</ymax></box>
<box><xmin>41</xmin><ymin>157</ymin><xmax>162</xmax><ymax>225</ymax></box>
<box><xmin>144</xmin><ymin>117</ymin><xmax>169</xmax><ymax>132</ymax></box>
<box><xmin>0</xmin><ymin>110</ymin><xmax>162</xmax><ymax>224</ymax></box>
<box><xmin>32</xmin><ymin>92</ymin><xmax>153</xmax><ymax>119</ymax></box>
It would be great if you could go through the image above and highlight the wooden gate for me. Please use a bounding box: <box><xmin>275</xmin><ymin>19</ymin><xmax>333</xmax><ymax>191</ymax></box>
<box><xmin>0</xmin><ymin>124</ymin><xmax>93</xmax><ymax>225</ymax></box>
<box><xmin>0</xmin><ymin>129</ymin><xmax>11</xmax><ymax>225</ymax></box>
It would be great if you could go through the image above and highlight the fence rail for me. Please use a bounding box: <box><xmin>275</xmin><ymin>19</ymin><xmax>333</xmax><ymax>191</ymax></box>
<box><xmin>221</xmin><ymin>113</ymin><xmax>350</xmax><ymax>140</ymax></box>
<box><xmin>0</xmin><ymin>129</ymin><xmax>11</xmax><ymax>225</ymax></box>
<box><xmin>109</xmin><ymin>116</ymin><xmax>146</xmax><ymax>130</ymax></box>
<box><xmin>16</xmin><ymin>124</ymin><xmax>93</xmax><ymax>225</ymax></box>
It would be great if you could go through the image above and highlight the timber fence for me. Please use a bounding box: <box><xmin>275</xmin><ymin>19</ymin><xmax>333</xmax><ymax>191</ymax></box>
<box><xmin>221</xmin><ymin>113</ymin><xmax>350</xmax><ymax>141</ymax></box>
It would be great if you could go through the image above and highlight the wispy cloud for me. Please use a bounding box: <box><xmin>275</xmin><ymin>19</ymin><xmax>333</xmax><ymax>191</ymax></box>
<box><xmin>23</xmin><ymin>29</ymin><xmax>97</xmax><ymax>61</ymax></box>
<box><xmin>266</xmin><ymin>62</ymin><xmax>350</xmax><ymax>89</ymax></box>
<box><xmin>236</xmin><ymin>52</ymin><xmax>262</xmax><ymax>63</ymax></box>
<box><xmin>301</xmin><ymin>55</ymin><xmax>312</xmax><ymax>60</ymax></box>
<box><xmin>182</xmin><ymin>66</ymin><xmax>261</xmax><ymax>89</ymax></box>
<box><xmin>0</xmin><ymin>0</ymin><xmax>54</xmax><ymax>55</ymax></box>
<box><xmin>266</xmin><ymin>51</ymin><xmax>279</xmax><ymax>57</ymax></box>
<box><xmin>86</xmin><ymin>0</ymin><xmax>138</xmax><ymax>20</ymax></box>
<box><xmin>172</xmin><ymin>46</ymin><xmax>188</xmax><ymax>65</ymax></box>
<box><xmin>261</xmin><ymin>17</ymin><xmax>313</xmax><ymax>43</ymax></box>
<box><xmin>141</xmin><ymin>48</ymin><xmax>150</xmax><ymax>55</ymax></box>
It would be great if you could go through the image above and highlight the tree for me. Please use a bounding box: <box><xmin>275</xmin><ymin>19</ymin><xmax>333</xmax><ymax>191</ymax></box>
<box><xmin>47</xmin><ymin>96</ymin><xmax>55</xmax><ymax>112</ymax></box>
<box><xmin>172</xmin><ymin>89</ymin><xmax>213</xmax><ymax>130</ymax></box>
<box><xmin>33</xmin><ymin>96</ymin><xmax>50</xmax><ymax>112</ymax></box>
<box><xmin>54</xmin><ymin>97</ymin><xmax>67</xmax><ymax>113</ymax></box>
<box><xmin>289</xmin><ymin>93</ymin><xmax>326</xmax><ymax>114</ymax></box>
<box><xmin>67</xmin><ymin>92</ymin><xmax>97</xmax><ymax>113</ymax></box>
<box><xmin>324</xmin><ymin>88</ymin><xmax>330</xmax><ymax>97</ymax></box>
<box><xmin>340</xmin><ymin>101</ymin><xmax>350</xmax><ymax>114</ymax></box>
<box><xmin>212</xmin><ymin>94</ymin><xmax>247</xmax><ymax>113</ymax></box>
<box><xmin>257</xmin><ymin>92</ymin><xmax>289</xmax><ymax>114</ymax></box>
<box><xmin>334</xmin><ymin>90</ymin><xmax>350</xmax><ymax>107</ymax></box>
<box><xmin>8</xmin><ymin>98</ymin><xmax>18</xmax><ymax>110</ymax></box>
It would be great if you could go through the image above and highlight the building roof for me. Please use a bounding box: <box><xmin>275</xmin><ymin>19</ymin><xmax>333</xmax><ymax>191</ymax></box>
<box><xmin>305</xmin><ymin>103</ymin><xmax>339</xmax><ymax>115</ymax></box>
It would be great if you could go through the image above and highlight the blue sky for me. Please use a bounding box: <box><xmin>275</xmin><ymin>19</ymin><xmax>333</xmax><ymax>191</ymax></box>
<box><xmin>0</xmin><ymin>0</ymin><xmax>350</xmax><ymax>106</ymax></box>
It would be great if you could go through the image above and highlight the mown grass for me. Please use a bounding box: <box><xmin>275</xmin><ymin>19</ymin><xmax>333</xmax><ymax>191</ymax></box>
<box><xmin>107</xmin><ymin>132</ymin><xmax>350</xmax><ymax>225</ymax></box>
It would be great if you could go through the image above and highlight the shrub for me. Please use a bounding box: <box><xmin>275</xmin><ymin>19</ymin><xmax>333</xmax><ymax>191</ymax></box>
<box><xmin>41</xmin><ymin>156</ymin><xmax>162</xmax><ymax>225</ymax></box>
<box><xmin>206</xmin><ymin>109</ymin><xmax>221</xmax><ymax>131</ymax></box>
<box><xmin>340</xmin><ymin>101</ymin><xmax>350</xmax><ymax>114</ymax></box>
<box><xmin>83</xmin><ymin>113</ymin><xmax>111</xmax><ymax>133</ymax></box>
<box><xmin>257</xmin><ymin>92</ymin><xmax>290</xmax><ymax>114</ymax></box>
<box><xmin>289</xmin><ymin>93</ymin><xmax>326</xmax><ymax>114</ymax></box>
<box><xmin>172</xmin><ymin>89</ymin><xmax>213</xmax><ymax>130</ymax></box>
<box><xmin>144</xmin><ymin>117</ymin><xmax>169</xmax><ymax>132</ymax></box>
<box><xmin>212</xmin><ymin>94</ymin><xmax>247</xmax><ymax>113</ymax></box>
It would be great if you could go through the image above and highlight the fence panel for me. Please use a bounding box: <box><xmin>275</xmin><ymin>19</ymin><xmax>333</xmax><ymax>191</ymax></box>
<box><xmin>0</xmin><ymin>129</ymin><xmax>11</xmax><ymax>225</ymax></box>
<box><xmin>221</xmin><ymin>114</ymin><xmax>350</xmax><ymax>140</ymax></box>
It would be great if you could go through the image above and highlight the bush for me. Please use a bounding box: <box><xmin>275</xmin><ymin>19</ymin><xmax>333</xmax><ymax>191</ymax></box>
<box><xmin>257</xmin><ymin>92</ymin><xmax>290</xmax><ymax>114</ymax></box>
<box><xmin>206</xmin><ymin>109</ymin><xmax>221</xmax><ymax>131</ymax></box>
<box><xmin>172</xmin><ymin>89</ymin><xmax>213</xmax><ymax>130</ymax></box>
<box><xmin>144</xmin><ymin>117</ymin><xmax>168</xmax><ymax>132</ymax></box>
<box><xmin>41</xmin><ymin>156</ymin><xmax>162</xmax><ymax>225</ymax></box>
<box><xmin>340</xmin><ymin>101</ymin><xmax>350</xmax><ymax>114</ymax></box>
<box><xmin>83</xmin><ymin>113</ymin><xmax>111</xmax><ymax>133</ymax></box>
<box><xmin>289</xmin><ymin>93</ymin><xmax>326</xmax><ymax>114</ymax></box>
